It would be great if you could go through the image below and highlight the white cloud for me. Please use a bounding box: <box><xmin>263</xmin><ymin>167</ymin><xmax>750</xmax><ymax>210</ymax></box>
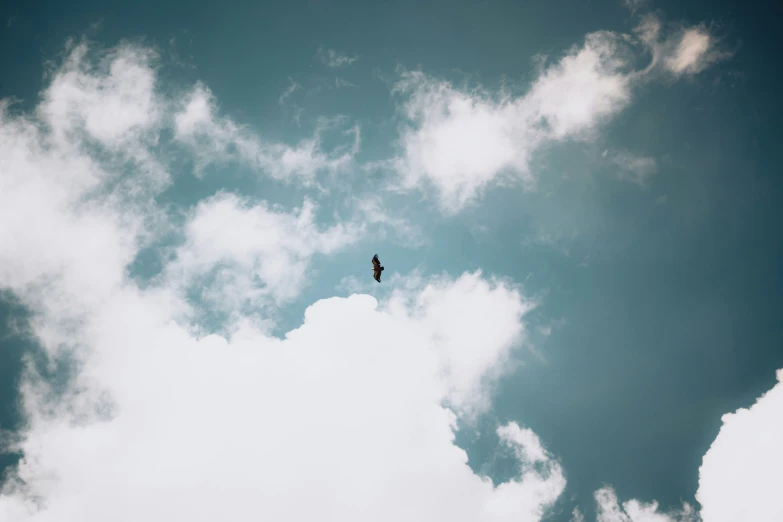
<box><xmin>485</xmin><ymin>422</ymin><xmax>566</xmax><ymax>520</ymax></box>
<box><xmin>388</xmin><ymin>15</ymin><xmax>726</xmax><ymax>214</ymax></box>
<box><xmin>173</xmin><ymin>84</ymin><xmax>361</xmax><ymax>183</ymax></box>
<box><xmin>665</xmin><ymin>30</ymin><xmax>712</xmax><ymax>75</ymax></box>
<box><xmin>165</xmin><ymin>192</ymin><xmax>362</xmax><ymax>322</ymax></box>
<box><xmin>696</xmin><ymin>368</ymin><xmax>783</xmax><ymax>522</ymax></box>
<box><xmin>633</xmin><ymin>16</ymin><xmax>728</xmax><ymax>79</ymax></box>
<box><xmin>0</xmin><ymin>282</ymin><xmax>565</xmax><ymax>522</ymax></box>
<box><xmin>0</xmin><ymin>37</ymin><xmax>568</xmax><ymax>522</ymax></box>
<box><xmin>0</xmin><ymin>23</ymin><xmax>760</xmax><ymax>522</ymax></box>
<box><xmin>161</xmin><ymin>193</ymin><xmax>425</xmax><ymax>328</ymax></box>
<box><xmin>0</xmin><ymin>43</ymin><xmax>171</xmax><ymax>356</ymax></box>
<box><xmin>389</xmin><ymin>32</ymin><xmax>633</xmax><ymax>213</ymax></box>
<box><xmin>595</xmin><ymin>487</ymin><xmax>698</xmax><ymax>522</ymax></box>
<box><xmin>39</xmin><ymin>39</ymin><xmax>163</xmax><ymax>149</ymax></box>
<box><xmin>318</xmin><ymin>46</ymin><xmax>359</xmax><ymax>68</ymax></box>
<box><xmin>390</xmin><ymin>71</ymin><xmax>533</xmax><ymax>212</ymax></box>
<box><xmin>384</xmin><ymin>271</ymin><xmax>535</xmax><ymax>417</ymax></box>
<box><xmin>525</xmin><ymin>32</ymin><xmax>633</xmax><ymax>140</ymax></box>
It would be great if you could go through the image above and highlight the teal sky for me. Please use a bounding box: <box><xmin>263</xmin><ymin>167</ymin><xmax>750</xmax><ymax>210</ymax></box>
<box><xmin>1</xmin><ymin>0</ymin><xmax>782</xmax><ymax>521</ymax></box>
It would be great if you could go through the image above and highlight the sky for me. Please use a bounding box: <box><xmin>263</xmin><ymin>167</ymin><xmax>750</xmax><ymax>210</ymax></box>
<box><xmin>0</xmin><ymin>0</ymin><xmax>781</xmax><ymax>521</ymax></box>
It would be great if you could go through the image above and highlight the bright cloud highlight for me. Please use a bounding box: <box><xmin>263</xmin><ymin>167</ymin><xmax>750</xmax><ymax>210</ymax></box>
<box><xmin>387</xmin><ymin>16</ymin><xmax>726</xmax><ymax>213</ymax></box>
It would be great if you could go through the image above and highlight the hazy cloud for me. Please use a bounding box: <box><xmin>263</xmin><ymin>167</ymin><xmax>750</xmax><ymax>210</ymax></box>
<box><xmin>318</xmin><ymin>46</ymin><xmax>359</xmax><ymax>68</ymax></box>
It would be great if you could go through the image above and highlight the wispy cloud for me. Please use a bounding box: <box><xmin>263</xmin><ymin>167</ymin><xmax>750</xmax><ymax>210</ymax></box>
<box><xmin>173</xmin><ymin>83</ymin><xmax>361</xmax><ymax>184</ymax></box>
<box><xmin>167</xmin><ymin>35</ymin><xmax>197</xmax><ymax>70</ymax></box>
<box><xmin>382</xmin><ymin>14</ymin><xmax>728</xmax><ymax>214</ymax></box>
<box><xmin>335</xmin><ymin>77</ymin><xmax>358</xmax><ymax>89</ymax></box>
<box><xmin>278</xmin><ymin>77</ymin><xmax>301</xmax><ymax>105</ymax></box>
<box><xmin>318</xmin><ymin>46</ymin><xmax>359</xmax><ymax>68</ymax></box>
<box><xmin>633</xmin><ymin>14</ymin><xmax>732</xmax><ymax>78</ymax></box>
<box><xmin>623</xmin><ymin>0</ymin><xmax>648</xmax><ymax>14</ymax></box>
<box><xmin>603</xmin><ymin>149</ymin><xmax>658</xmax><ymax>186</ymax></box>
<box><xmin>351</xmin><ymin>195</ymin><xmax>428</xmax><ymax>247</ymax></box>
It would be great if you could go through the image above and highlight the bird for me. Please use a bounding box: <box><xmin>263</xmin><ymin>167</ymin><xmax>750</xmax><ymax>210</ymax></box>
<box><xmin>372</xmin><ymin>254</ymin><xmax>384</xmax><ymax>283</ymax></box>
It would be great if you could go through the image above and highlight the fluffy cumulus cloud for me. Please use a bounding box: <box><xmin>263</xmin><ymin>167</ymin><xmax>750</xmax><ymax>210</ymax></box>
<box><xmin>38</xmin><ymin>40</ymin><xmax>163</xmax><ymax>148</ymax></box>
<box><xmin>0</xmin><ymin>281</ymin><xmax>569</xmax><ymax>522</ymax></box>
<box><xmin>696</xmin><ymin>368</ymin><xmax>783</xmax><ymax>522</ymax></box>
<box><xmin>0</xmin><ymin>36</ymin><xmax>570</xmax><ymax>522</ymax></box>
<box><xmin>388</xmin><ymin>15</ymin><xmax>727</xmax><ymax>213</ymax></box>
<box><xmin>165</xmin><ymin>192</ymin><xmax>362</xmax><ymax>324</ymax></box>
<box><xmin>384</xmin><ymin>271</ymin><xmax>535</xmax><ymax>417</ymax></box>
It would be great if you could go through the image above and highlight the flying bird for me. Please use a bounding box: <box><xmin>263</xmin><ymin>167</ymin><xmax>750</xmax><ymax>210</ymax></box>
<box><xmin>372</xmin><ymin>254</ymin><xmax>384</xmax><ymax>283</ymax></box>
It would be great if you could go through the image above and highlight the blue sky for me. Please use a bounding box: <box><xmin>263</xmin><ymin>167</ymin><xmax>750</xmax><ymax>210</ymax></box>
<box><xmin>1</xmin><ymin>0</ymin><xmax>782</xmax><ymax>521</ymax></box>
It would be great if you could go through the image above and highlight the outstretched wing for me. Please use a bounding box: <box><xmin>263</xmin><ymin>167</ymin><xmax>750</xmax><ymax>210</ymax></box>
<box><xmin>372</xmin><ymin>254</ymin><xmax>383</xmax><ymax>282</ymax></box>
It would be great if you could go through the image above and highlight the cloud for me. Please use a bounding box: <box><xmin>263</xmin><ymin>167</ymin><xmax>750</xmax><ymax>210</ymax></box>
<box><xmin>623</xmin><ymin>0</ymin><xmax>648</xmax><ymax>12</ymax></box>
<box><xmin>278</xmin><ymin>77</ymin><xmax>301</xmax><ymax>105</ymax></box>
<box><xmin>0</xmin><ymin>24</ymin><xmax>758</xmax><ymax>522</ymax></box>
<box><xmin>6</xmin><ymin>36</ymin><xmax>361</xmax><ymax>193</ymax></box>
<box><xmin>350</xmin><ymin>195</ymin><xmax>428</xmax><ymax>247</ymax></box>
<box><xmin>696</xmin><ymin>368</ymin><xmax>783</xmax><ymax>522</ymax></box>
<box><xmin>386</xmin><ymin>15</ymin><xmax>726</xmax><ymax>214</ymax></box>
<box><xmin>0</xmin><ymin>42</ymin><xmax>171</xmax><ymax>355</ymax></box>
<box><xmin>0</xmin><ymin>37</ymin><xmax>365</xmax><ymax>338</ymax></box>
<box><xmin>318</xmin><ymin>46</ymin><xmax>359</xmax><ymax>68</ymax></box>
<box><xmin>389</xmin><ymin>70</ymin><xmax>535</xmax><ymax>213</ymax></box>
<box><xmin>665</xmin><ymin>30</ymin><xmax>712</xmax><ymax>74</ymax></box>
<box><xmin>594</xmin><ymin>487</ymin><xmax>698</xmax><ymax>522</ymax></box>
<box><xmin>384</xmin><ymin>271</ymin><xmax>536</xmax><ymax>417</ymax></box>
<box><xmin>164</xmin><ymin>192</ymin><xmax>362</xmax><ymax>325</ymax></box>
<box><xmin>173</xmin><ymin>84</ymin><xmax>361</xmax><ymax>183</ymax></box>
<box><xmin>387</xmin><ymin>32</ymin><xmax>632</xmax><ymax>213</ymax></box>
<box><xmin>158</xmin><ymin>193</ymin><xmax>425</xmax><ymax>328</ymax></box>
<box><xmin>39</xmin><ymin>40</ymin><xmax>163</xmax><ymax>149</ymax></box>
<box><xmin>603</xmin><ymin>149</ymin><xmax>657</xmax><ymax>186</ymax></box>
<box><xmin>335</xmin><ymin>77</ymin><xmax>358</xmax><ymax>89</ymax></box>
<box><xmin>633</xmin><ymin>15</ymin><xmax>729</xmax><ymax>79</ymax></box>
<box><xmin>0</xmin><ymin>283</ymin><xmax>564</xmax><ymax>522</ymax></box>
<box><xmin>0</xmin><ymin>37</ymin><xmax>568</xmax><ymax>522</ymax></box>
